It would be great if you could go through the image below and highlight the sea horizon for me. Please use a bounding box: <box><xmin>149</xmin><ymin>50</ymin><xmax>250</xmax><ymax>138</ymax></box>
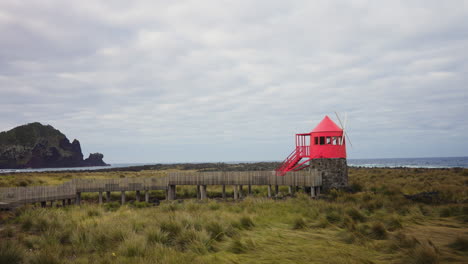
<box><xmin>0</xmin><ymin>156</ymin><xmax>467</xmax><ymax>174</ymax></box>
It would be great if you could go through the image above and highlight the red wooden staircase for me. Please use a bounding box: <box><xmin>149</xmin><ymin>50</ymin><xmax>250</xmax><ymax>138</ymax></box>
<box><xmin>276</xmin><ymin>146</ymin><xmax>312</xmax><ymax>176</ymax></box>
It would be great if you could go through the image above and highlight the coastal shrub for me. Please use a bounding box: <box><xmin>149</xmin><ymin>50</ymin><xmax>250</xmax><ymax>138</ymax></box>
<box><xmin>133</xmin><ymin>201</ymin><xmax>152</xmax><ymax>208</ymax></box>
<box><xmin>103</xmin><ymin>201</ymin><xmax>120</xmax><ymax>212</ymax></box>
<box><xmin>340</xmin><ymin>216</ymin><xmax>356</xmax><ymax>231</ymax></box>
<box><xmin>312</xmin><ymin>217</ymin><xmax>329</xmax><ymax>228</ymax></box>
<box><xmin>1</xmin><ymin>227</ymin><xmax>14</xmax><ymax>238</ymax></box>
<box><xmin>405</xmin><ymin>243</ymin><xmax>440</xmax><ymax>264</ymax></box>
<box><xmin>147</xmin><ymin>228</ymin><xmax>170</xmax><ymax>245</ymax></box>
<box><xmin>345</xmin><ymin>207</ymin><xmax>366</xmax><ymax>222</ymax></box>
<box><xmin>228</xmin><ymin>238</ymin><xmax>257</xmax><ymax>254</ymax></box>
<box><xmin>20</xmin><ymin>216</ymin><xmax>33</xmax><ymax>231</ymax></box>
<box><xmin>326</xmin><ymin>211</ymin><xmax>342</xmax><ymax>224</ymax></box>
<box><xmin>391</xmin><ymin>232</ymin><xmax>419</xmax><ymax>250</ymax></box>
<box><xmin>369</xmin><ymin>222</ymin><xmax>387</xmax><ymax>240</ymax></box>
<box><xmin>337</xmin><ymin>230</ymin><xmax>357</xmax><ymax>244</ymax></box>
<box><xmin>58</xmin><ymin>225</ymin><xmax>73</xmax><ymax>244</ymax></box>
<box><xmin>29</xmin><ymin>251</ymin><xmax>61</xmax><ymax>264</ymax></box>
<box><xmin>208</xmin><ymin>202</ymin><xmax>220</xmax><ymax>211</ymax></box>
<box><xmin>191</xmin><ymin>230</ymin><xmax>216</xmax><ymax>254</ymax></box>
<box><xmin>292</xmin><ymin>217</ymin><xmax>307</xmax><ymax>229</ymax></box>
<box><xmin>160</xmin><ymin>220</ymin><xmax>182</xmax><ymax>237</ymax></box>
<box><xmin>131</xmin><ymin>220</ymin><xmax>146</xmax><ymax>233</ymax></box>
<box><xmin>120</xmin><ymin>237</ymin><xmax>146</xmax><ymax>258</ymax></box>
<box><xmin>23</xmin><ymin>236</ymin><xmax>42</xmax><ymax>250</ymax></box>
<box><xmin>34</xmin><ymin>215</ymin><xmax>52</xmax><ymax>232</ymax></box>
<box><xmin>229</xmin><ymin>238</ymin><xmax>248</xmax><ymax>254</ymax></box>
<box><xmin>173</xmin><ymin>229</ymin><xmax>198</xmax><ymax>251</ymax></box>
<box><xmin>204</xmin><ymin>221</ymin><xmax>225</xmax><ymax>241</ymax></box>
<box><xmin>161</xmin><ymin>202</ymin><xmax>181</xmax><ymax>212</ymax></box>
<box><xmin>349</xmin><ymin>182</ymin><xmax>363</xmax><ymax>193</ymax></box>
<box><xmin>18</xmin><ymin>180</ymin><xmax>29</xmax><ymax>187</ymax></box>
<box><xmin>384</xmin><ymin>215</ymin><xmax>403</xmax><ymax>231</ymax></box>
<box><xmin>448</xmin><ymin>236</ymin><xmax>468</xmax><ymax>252</ymax></box>
<box><xmin>94</xmin><ymin>225</ymin><xmax>128</xmax><ymax>249</ymax></box>
<box><xmin>0</xmin><ymin>241</ymin><xmax>24</xmax><ymax>264</ymax></box>
<box><xmin>328</xmin><ymin>189</ymin><xmax>342</xmax><ymax>201</ymax></box>
<box><xmin>239</xmin><ymin>216</ymin><xmax>255</xmax><ymax>230</ymax></box>
<box><xmin>87</xmin><ymin>208</ymin><xmax>101</xmax><ymax>217</ymax></box>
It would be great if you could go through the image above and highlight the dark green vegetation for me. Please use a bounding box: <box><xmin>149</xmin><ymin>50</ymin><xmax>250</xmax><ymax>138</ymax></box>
<box><xmin>0</xmin><ymin>167</ymin><xmax>467</xmax><ymax>263</ymax></box>
<box><xmin>0</xmin><ymin>122</ymin><xmax>107</xmax><ymax>169</ymax></box>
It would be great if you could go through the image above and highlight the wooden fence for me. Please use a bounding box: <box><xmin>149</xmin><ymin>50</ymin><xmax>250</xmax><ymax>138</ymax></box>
<box><xmin>0</xmin><ymin>183</ymin><xmax>76</xmax><ymax>208</ymax></box>
<box><xmin>167</xmin><ymin>170</ymin><xmax>321</xmax><ymax>186</ymax></box>
<box><xmin>0</xmin><ymin>170</ymin><xmax>321</xmax><ymax>209</ymax></box>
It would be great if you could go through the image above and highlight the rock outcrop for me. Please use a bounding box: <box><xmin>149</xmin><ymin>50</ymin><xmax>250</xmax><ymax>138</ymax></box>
<box><xmin>0</xmin><ymin>122</ymin><xmax>108</xmax><ymax>169</ymax></box>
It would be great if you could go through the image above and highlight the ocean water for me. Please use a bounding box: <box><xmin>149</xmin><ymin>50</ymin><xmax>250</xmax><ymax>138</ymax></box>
<box><xmin>348</xmin><ymin>156</ymin><xmax>468</xmax><ymax>168</ymax></box>
<box><xmin>0</xmin><ymin>163</ymin><xmax>152</xmax><ymax>174</ymax></box>
<box><xmin>0</xmin><ymin>157</ymin><xmax>467</xmax><ymax>174</ymax></box>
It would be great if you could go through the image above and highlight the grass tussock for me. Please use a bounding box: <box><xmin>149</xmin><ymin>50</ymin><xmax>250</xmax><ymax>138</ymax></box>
<box><xmin>0</xmin><ymin>241</ymin><xmax>24</xmax><ymax>264</ymax></box>
<box><xmin>448</xmin><ymin>236</ymin><xmax>468</xmax><ymax>252</ymax></box>
<box><xmin>404</xmin><ymin>242</ymin><xmax>440</xmax><ymax>264</ymax></box>
<box><xmin>0</xmin><ymin>167</ymin><xmax>467</xmax><ymax>263</ymax></box>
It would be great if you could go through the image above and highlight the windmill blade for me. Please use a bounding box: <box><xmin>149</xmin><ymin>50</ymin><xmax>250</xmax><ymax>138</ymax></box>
<box><xmin>334</xmin><ymin>111</ymin><xmax>345</xmax><ymax>129</ymax></box>
<box><xmin>335</xmin><ymin>111</ymin><xmax>353</xmax><ymax>148</ymax></box>
<box><xmin>343</xmin><ymin>112</ymin><xmax>348</xmax><ymax>130</ymax></box>
<box><xmin>344</xmin><ymin>131</ymin><xmax>353</xmax><ymax>148</ymax></box>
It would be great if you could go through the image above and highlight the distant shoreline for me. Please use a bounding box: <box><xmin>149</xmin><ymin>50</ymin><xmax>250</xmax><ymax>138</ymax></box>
<box><xmin>1</xmin><ymin>160</ymin><xmax>467</xmax><ymax>175</ymax></box>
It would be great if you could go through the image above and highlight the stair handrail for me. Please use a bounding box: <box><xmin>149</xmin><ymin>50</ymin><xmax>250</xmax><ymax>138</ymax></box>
<box><xmin>276</xmin><ymin>148</ymin><xmax>297</xmax><ymax>171</ymax></box>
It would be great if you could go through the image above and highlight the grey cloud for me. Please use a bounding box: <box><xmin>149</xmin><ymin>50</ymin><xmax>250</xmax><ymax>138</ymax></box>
<box><xmin>0</xmin><ymin>1</ymin><xmax>467</xmax><ymax>162</ymax></box>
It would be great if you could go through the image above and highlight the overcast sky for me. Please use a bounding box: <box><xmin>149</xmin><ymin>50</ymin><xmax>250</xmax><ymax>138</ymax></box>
<box><xmin>0</xmin><ymin>1</ymin><xmax>467</xmax><ymax>163</ymax></box>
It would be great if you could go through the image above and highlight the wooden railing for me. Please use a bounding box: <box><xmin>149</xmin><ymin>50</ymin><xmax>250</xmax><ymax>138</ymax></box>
<box><xmin>0</xmin><ymin>170</ymin><xmax>321</xmax><ymax>209</ymax></box>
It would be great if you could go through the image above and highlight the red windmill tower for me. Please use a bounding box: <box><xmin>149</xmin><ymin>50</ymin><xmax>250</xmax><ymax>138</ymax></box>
<box><xmin>276</xmin><ymin>116</ymin><xmax>347</xmax><ymax>176</ymax></box>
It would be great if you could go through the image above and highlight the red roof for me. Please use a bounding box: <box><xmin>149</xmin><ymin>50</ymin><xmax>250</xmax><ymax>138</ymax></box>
<box><xmin>311</xmin><ymin>116</ymin><xmax>343</xmax><ymax>133</ymax></box>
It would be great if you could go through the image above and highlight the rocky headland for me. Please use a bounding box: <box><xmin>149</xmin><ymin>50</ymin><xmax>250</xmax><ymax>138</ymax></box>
<box><xmin>0</xmin><ymin>122</ymin><xmax>108</xmax><ymax>169</ymax></box>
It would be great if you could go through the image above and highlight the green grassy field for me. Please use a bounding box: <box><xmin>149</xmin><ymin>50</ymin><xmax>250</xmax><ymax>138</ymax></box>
<box><xmin>0</xmin><ymin>167</ymin><xmax>467</xmax><ymax>264</ymax></box>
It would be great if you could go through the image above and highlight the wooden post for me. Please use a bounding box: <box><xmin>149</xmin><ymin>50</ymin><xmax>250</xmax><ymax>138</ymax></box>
<box><xmin>41</xmin><ymin>201</ymin><xmax>46</xmax><ymax>208</ymax></box>
<box><xmin>267</xmin><ymin>185</ymin><xmax>272</xmax><ymax>198</ymax></box>
<box><xmin>197</xmin><ymin>185</ymin><xmax>201</xmax><ymax>199</ymax></box>
<box><xmin>288</xmin><ymin>186</ymin><xmax>292</xmax><ymax>195</ymax></box>
<box><xmin>316</xmin><ymin>186</ymin><xmax>321</xmax><ymax>197</ymax></box>
<box><xmin>136</xmin><ymin>190</ymin><xmax>141</xmax><ymax>202</ymax></box>
<box><xmin>121</xmin><ymin>191</ymin><xmax>126</xmax><ymax>205</ymax></box>
<box><xmin>233</xmin><ymin>185</ymin><xmax>239</xmax><ymax>200</ymax></box>
<box><xmin>98</xmin><ymin>191</ymin><xmax>103</xmax><ymax>205</ymax></box>
<box><xmin>145</xmin><ymin>190</ymin><xmax>149</xmax><ymax>203</ymax></box>
<box><xmin>222</xmin><ymin>185</ymin><xmax>226</xmax><ymax>199</ymax></box>
<box><xmin>310</xmin><ymin>186</ymin><xmax>315</xmax><ymax>198</ymax></box>
<box><xmin>50</xmin><ymin>200</ymin><xmax>54</xmax><ymax>207</ymax></box>
<box><xmin>76</xmin><ymin>192</ymin><xmax>81</xmax><ymax>205</ymax></box>
<box><xmin>200</xmin><ymin>185</ymin><xmax>207</xmax><ymax>200</ymax></box>
<box><xmin>248</xmin><ymin>185</ymin><xmax>252</xmax><ymax>195</ymax></box>
<box><xmin>67</xmin><ymin>199</ymin><xmax>71</xmax><ymax>205</ymax></box>
<box><xmin>275</xmin><ymin>185</ymin><xmax>279</xmax><ymax>195</ymax></box>
<box><xmin>62</xmin><ymin>200</ymin><xmax>66</xmax><ymax>207</ymax></box>
<box><xmin>168</xmin><ymin>185</ymin><xmax>176</xmax><ymax>200</ymax></box>
<box><xmin>106</xmin><ymin>191</ymin><xmax>111</xmax><ymax>202</ymax></box>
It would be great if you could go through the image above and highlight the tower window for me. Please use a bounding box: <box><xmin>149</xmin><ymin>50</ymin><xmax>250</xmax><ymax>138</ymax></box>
<box><xmin>326</xmin><ymin>137</ymin><xmax>331</xmax><ymax>144</ymax></box>
<box><xmin>314</xmin><ymin>137</ymin><xmax>318</xmax><ymax>145</ymax></box>
<box><xmin>319</xmin><ymin>136</ymin><xmax>325</xmax><ymax>145</ymax></box>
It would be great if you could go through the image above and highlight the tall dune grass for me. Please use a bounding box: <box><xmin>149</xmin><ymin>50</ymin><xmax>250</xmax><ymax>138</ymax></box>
<box><xmin>0</xmin><ymin>167</ymin><xmax>467</xmax><ymax>263</ymax></box>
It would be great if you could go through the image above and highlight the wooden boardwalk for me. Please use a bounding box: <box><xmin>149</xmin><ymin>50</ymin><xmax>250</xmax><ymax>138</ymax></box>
<box><xmin>0</xmin><ymin>170</ymin><xmax>322</xmax><ymax>209</ymax></box>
